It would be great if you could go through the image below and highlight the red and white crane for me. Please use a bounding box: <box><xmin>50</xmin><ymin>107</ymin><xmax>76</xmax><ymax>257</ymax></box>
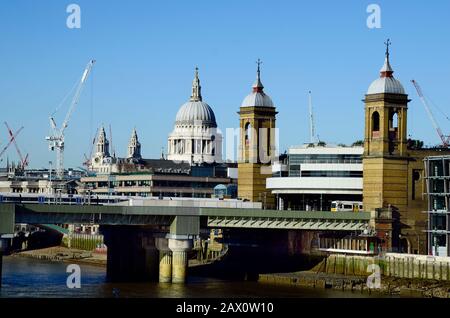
<box><xmin>0</xmin><ymin>126</ymin><xmax>24</xmax><ymax>163</ymax></box>
<box><xmin>2</xmin><ymin>122</ymin><xmax>28</xmax><ymax>169</ymax></box>
<box><xmin>411</xmin><ymin>79</ymin><xmax>450</xmax><ymax>147</ymax></box>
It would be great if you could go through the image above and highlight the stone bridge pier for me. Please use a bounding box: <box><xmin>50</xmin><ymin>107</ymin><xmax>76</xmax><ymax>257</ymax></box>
<box><xmin>155</xmin><ymin>236</ymin><xmax>172</xmax><ymax>283</ymax></box>
<box><xmin>169</xmin><ymin>236</ymin><xmax>193</xmax><ymax>283</ymax></box>
<box><xmin>100</xmin><ymin>215</ymin><xmax>198</xmax><ymax>283</ymax></box>
<box><xmin>155</xmin><ymin>236</ymin><xmax>193</xmax><ymax>283</ymax></box>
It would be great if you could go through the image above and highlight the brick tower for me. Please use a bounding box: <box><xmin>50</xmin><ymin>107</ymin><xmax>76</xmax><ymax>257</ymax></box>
<box><xmin>237</xmin><ymin>60</ymin><xmax>277</xmax><ymax>208</ymax></box>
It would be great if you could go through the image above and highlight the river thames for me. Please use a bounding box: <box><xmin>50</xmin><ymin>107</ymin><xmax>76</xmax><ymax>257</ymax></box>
<box><xmin>0</xmin><ymin>256</ymin><xmax>381</xmax><ymax>298</ymax></box>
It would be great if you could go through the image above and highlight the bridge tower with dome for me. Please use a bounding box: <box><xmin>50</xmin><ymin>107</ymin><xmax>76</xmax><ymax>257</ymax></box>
<box><xmin>237</xmin><ymin>60</ymin><xmax>278</xmax><ymax>208</ymax></box>
<box><xmin>363</xmin><ymin>39</ymin><xmax>410</xmax><ymax>215</ymax></box>
<box><xmin>361</xmin><ymin>40</ymin><xmax>450</xmax><ymax>254</ymax></box>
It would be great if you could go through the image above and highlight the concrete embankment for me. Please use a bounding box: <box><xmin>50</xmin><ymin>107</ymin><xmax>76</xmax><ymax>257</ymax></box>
<box><xmin>323</xmin><ymin>253</ymin><xmax>450</xmax><ymax>281</ymax></box>
<box><xmin>258</xmin><ymin>253</ymin><xmax>450</xmax><ymax>298</ymax></box>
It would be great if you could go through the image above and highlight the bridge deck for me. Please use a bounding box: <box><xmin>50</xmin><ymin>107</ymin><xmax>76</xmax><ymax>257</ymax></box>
<box><xmin>0</xmin><ymin>203</ymin><xmax>371</xmax><ymax>235</ymax></box>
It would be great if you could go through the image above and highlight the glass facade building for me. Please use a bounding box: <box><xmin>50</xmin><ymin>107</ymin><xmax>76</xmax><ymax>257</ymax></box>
<box><xmin>424</xmin><ymin>156</ymin><xmax>450</xmax><ymax>257</ymax></box>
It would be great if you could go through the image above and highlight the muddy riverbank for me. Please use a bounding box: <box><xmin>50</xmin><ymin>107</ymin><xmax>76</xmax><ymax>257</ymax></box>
<box><xmin>12</xmin><ymin>246</ymin><xmax>213</xmax><ymax>268</ymax></box>
<box><xmin>12</xmin><ymin>246</ymin><xmax>107</xmax><ymax>267</ymax></box>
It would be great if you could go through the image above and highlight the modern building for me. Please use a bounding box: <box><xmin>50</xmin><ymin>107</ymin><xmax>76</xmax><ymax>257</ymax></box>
<box><xmin>267</xmin><ymin>144</ymin><xmax>363</xmax><ymax>211</ymax></box>
<box><xmin>362</xmin><ymin>41</ymin><xmax>450</xmax><ymax>254</ymax></box>
<box><xmin>167</xmin><ymin>68</ymin><xmax>223</xmax><ymax>164</ymax></box>
<box><xmin>238</xmin><ymin>61</ymin><xmax>278</xmax><ymax>209</ymax></box>
<box><xmin>424</xmin><ymin>156</ymin><xmax>450</xmax><ymax>257</ymax></box>
<box><xmin>0</xmin><ymin>164</ymin><xmax>82</xmax><ymax>195</ymax></box>
<box><xmin>79</xmin><ymin>161</ymin><xmax>237</xmax><ymax>198</ymax></box>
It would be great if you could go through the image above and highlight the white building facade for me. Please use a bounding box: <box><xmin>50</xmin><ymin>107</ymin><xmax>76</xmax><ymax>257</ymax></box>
<box><xmin>267</xmin><ymin>144</ymin><xmax>364</xmax><ymax>211</ymax></box>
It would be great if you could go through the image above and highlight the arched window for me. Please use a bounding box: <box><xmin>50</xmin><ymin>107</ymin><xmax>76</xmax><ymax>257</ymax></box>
<box><xmin>372</xmin><ymin>111</ymin><xmax>380</xmax><ymax>131</ymax></box>
<box><xmin>389</xmin><ymin>112</ymin><xmax>398</xmax><ymax>140</ymax></box>
<box><xmin>372</xmin><ymin>111</ymin><xmax>380</xmax><ymax>137</ymax></box>
<box><xmin>245</xmin><ymin>122</ymin><xmax>252</xmax><ymax>145</ymax></box>
<box><xmin>392</xmin><ymin>113</ymin><xmax>398</xmax><ymax>129</ymax></box>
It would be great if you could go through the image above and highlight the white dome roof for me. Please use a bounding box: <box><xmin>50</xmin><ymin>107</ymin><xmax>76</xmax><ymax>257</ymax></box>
<box><xmin>241</xmin><ymin>60</ymin><xmax>275</xmax><ymax>108</ymax></box>
<box><xmin>367</xmin><ymin>77</ymin><xmax>405</xmax><ymax>95</ymax></box>
<box><xmin>367</xmin><ymin>52</ymin><xmax>406</xmax><ymax>95</ymax></box>
<box><xmin>174</xmin><ymin>67</ymin><xmax>217</xmax><ymax>127</ymax></box>
<box><xmin>175</xmin><ymin>101</ymin><xmax>217</xmax><ymax>127</ymax></box>
<box><xmin>241</xmin><ymin>92</ymin><xmax>274</xmax><ymax>107</ymax></box>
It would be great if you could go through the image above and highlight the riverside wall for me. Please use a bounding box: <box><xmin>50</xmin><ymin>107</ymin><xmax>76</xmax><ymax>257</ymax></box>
<box><xmin>323</xmin><ymin>253</ymin><xmax>450</xmax><ymax>281</ymax></box>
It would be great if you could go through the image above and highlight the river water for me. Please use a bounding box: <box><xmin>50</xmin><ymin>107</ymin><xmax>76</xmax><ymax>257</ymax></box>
<box><xmin>0</xmin><ymin>256</ymin><xmax>377</xmax><ymax>298</ymax></box>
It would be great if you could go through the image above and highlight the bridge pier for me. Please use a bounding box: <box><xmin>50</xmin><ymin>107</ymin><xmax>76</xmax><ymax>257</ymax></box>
<box><xmin>169</xmin><ymin>237</ymin><xmax>193</xmax><ymax>283</ymax></box>
<box><xmin>0</xmin><ymin>238</ymin><xmax>9</xmax><ymax>288</ymax></box>
<box><xmin>0</xmin><ymin>251</ymin><xmax>3</xmax><ymax>288</ymax></box>
<box><xmin>155</xmin><ymin>237</ymin><xmax>172</xmax><ymax>283</ymax></box>
<box><xmin>101</xmin><ymin>226</ymin><xmax>159</xmax><ymax>282</ymax></box>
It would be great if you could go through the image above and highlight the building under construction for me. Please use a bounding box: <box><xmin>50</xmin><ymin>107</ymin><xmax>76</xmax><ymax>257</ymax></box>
<box><xmin>424</xmin><ymin>156</ymin><xmax>450</xmax><ymax>257</ymax></box>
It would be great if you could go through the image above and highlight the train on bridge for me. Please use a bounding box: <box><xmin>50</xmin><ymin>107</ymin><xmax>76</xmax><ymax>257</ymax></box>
<box><xmin>0</xmin><ymin>192</ymin><xmax>127</xmax><ymax>205</ymax></box>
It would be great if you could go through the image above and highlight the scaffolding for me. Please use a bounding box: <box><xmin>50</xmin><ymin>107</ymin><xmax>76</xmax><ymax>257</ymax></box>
<box><xmin>423</xmin><ymin>156</ymin><xmax>450</xmax><ymax>257</ymax></box>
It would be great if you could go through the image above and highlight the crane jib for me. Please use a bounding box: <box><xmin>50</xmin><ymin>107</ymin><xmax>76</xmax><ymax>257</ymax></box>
<box><xmin>46</xmin><ymin>59</ymin><xmax>96</xmax><ymax>179</ymax></box>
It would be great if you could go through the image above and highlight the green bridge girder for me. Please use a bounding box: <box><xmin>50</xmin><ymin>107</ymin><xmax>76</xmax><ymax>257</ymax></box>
<box><xmin>0</xmin><ymin>203</ymin><xmax>371</xmax><ymax>235</ymax></box>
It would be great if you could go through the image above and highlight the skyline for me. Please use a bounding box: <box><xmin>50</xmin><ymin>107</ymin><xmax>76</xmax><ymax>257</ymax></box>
<box><xmin>1</xmin><ymin>0</ymin><xmax>450</xmax><ymax>168</ymax></box>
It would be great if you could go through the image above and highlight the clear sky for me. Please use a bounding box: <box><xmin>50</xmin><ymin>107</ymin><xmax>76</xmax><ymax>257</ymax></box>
<box><xmin>1</xmin><ymin>0</ymin><xmax>449</xmax><ymax>169</ymax></box>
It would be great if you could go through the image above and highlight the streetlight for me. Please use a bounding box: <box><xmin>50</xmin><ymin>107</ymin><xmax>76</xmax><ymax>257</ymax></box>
<box><xmin>48</xmin><ymin>161</ymin><xmax>53</xmax><ymax>194</ymax></box>
<box><xmin>384</xmin><ymin>232</ymin><xmax>390</xmax><ymax>253</ymax></box>
<box><xmin>433</xmin><ymin>235</ymin><xmax>438</xmax><ymax>256</ymax></box>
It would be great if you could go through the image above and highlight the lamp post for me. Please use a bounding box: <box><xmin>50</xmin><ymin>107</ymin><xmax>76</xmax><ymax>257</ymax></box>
<box><xmin>384</xmin><ymin>232</ymin><xmax>390</xmax><ymax>253</ymax></box>
<box><xmin>417</xmin><ymin>234</ymin><xmax>420</xmax><ymax>255</ymax></box>
<box><xmin>434</xmin><ymin>235</ymin><xmax>438</xmax><ymax>256</ymax></box>
<box><xmin>48</xmin><ymin>161</ymin><xmax>53</xmax><ymax>195</ymax></box>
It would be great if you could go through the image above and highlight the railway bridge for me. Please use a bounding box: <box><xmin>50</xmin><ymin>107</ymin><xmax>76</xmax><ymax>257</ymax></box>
<box><xmin>0</xmin><ymin>202</ymin><xmax>372</xmax><ymax>284</ymax></box>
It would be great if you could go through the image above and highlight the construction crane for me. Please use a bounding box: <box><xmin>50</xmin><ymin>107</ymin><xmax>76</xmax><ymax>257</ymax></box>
<box><xmin>4</xmin><ymin>122</ymin><xmax>29</xmax><ymax>169</ymax></box>
<box><xmin>83</xmin><ymin>127</ymin><xmax>98</xmax><ymax>169</ymax></box>
<box><xmin>46</xmin><ymin>59</ymin><xmax>96</xmax><ymax>179</ymax></box>
<box><xmin>0</xmin><ymin>126</ymin><xmax>24</xmax><ymax>161</ymax></box>
<box><xmin>411</xmin><ymin>80</ymin><xmax>450</xmax><ymax>147</ymax></box>
<box><xmin>308</xmin><ymin>91</ymin><xmax>317</xmax><ymax>144</ymax></box>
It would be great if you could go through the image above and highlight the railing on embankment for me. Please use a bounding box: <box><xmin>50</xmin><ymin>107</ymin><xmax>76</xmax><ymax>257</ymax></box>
<box><xmin>322</xmin><ymin>253</ymin><xmax>450</xmax><ymax>281</ymax></box>
<box><xmin>63</xmin><ymin>233</ymin><xmax>104</xmax><ymax>252</ymax></box>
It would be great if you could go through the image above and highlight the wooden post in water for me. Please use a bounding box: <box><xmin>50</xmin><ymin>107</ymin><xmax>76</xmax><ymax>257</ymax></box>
<box><xmin>0</xmin><ymin>238</ymin><xmax>7</xmax><ymax>289</ymax></box>
<box><xmin>0</xmin><ymin>251</ymin><xmax>3</xmax><ymax>288</ymax></box>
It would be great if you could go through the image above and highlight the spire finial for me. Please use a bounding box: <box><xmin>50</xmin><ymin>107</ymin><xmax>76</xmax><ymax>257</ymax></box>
<box><xmin>384</xmin><ymin>38</ymin><xmax>391</xmax><ymax>58</ymax></box>
<box><xmin>380</xmin><ymin>39</ymin><xmax>394</xmax><ymax>78</ymax></box>
<box><xmin>190</xmin><ymin>66</ymin><xmax>202</xmax><ymax>102</ymax></box>
<box><xmin>256</xmin><ymin>58</ymin><xmax>262</xmax><ymax>77</ymax></box>
<box><xmin>253</xmin><ymin>58</ymin><xmax>264</xmax><ymax>91</ymax></box>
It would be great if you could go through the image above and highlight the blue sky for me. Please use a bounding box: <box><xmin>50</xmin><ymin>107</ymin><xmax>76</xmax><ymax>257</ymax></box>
<box><xmin>1</xmin><ymin>0</ymin><xmax>449</xmax><ymax>168</ymax></box>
